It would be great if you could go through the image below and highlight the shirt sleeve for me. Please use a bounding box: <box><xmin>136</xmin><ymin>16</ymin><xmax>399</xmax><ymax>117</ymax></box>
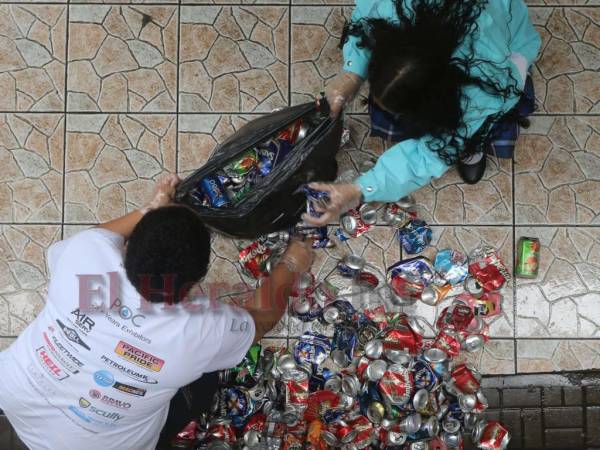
<box><xmin>505</xmin><ymin>0</ymin><xmax>541</xmax><ymax>65</ymax></box>
<box><xmin>202</xmin><ymin>304</ymin><xmax>256</xmax><ymax>373</ymax></box>
<box><xmin>342</xmin><ymin>1</ymin><xmax>371</xmax><ymax>78</ymax></box>
<box><xmin>356</xmin><ymin>138</ymin><xmax>451</xmax><ymax>203</ymax></box>
<box><xmin>47</xmin><ymin>228</ymin><xmax>125</xmax><ymax>276</ymax></box>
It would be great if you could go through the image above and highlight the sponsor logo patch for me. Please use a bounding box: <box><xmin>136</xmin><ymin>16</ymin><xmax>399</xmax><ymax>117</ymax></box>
<box><xmin>93</xmin><ymin>370</ymin><xmax>114</xmax><ymax>387</ymax></box>
<box><xmin>70</xmin><ymin>308</ymin><xmax>95</xmax><ymax>334</ymax></box>
<box><xmin>56</xmin><ymin>319</ymin><xmax>90</xmax><ymax>351</ymax></box>
<box><xmin>88</xmin><ymin>390</ymin><xmax>131</xmax><ymax>410</ymax></box>
<box><xmin>42</xmin><ymin>332</ymin><xmax>83</xmax><ymax>374</ymax></box>
<box><xmin>113</xmin><ymin>381</ymin><xmax>146</xmax><ymax>397</ymax></box>
<box><xmin>100</xmin><ymin>354</ymin><xmax>158</xmax><ymax>384</ymax></box>
<box><xmin>78</xmin><ymin>397</ymin><xmax>124</xmax><ymax>422</ymax></box>
<box><xmin>114</xmin><ymin>341</ymin><xmax>164</xmax><ymax>373</ymax></box>
<box><xmin>35</xmin><ymin>347</ymin><xmax>68</xmax><ymax>381</ymax></box>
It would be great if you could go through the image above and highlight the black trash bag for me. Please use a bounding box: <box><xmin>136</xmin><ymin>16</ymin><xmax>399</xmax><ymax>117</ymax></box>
<box><xmin>175</xmin><ymin>100</ymin><xmax>343</xmax><ymax>239</ymax></box>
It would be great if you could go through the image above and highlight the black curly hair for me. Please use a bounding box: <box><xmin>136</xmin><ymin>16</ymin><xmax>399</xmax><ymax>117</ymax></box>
<box><xmin>125</xmin><ymin>205</ymin><xmax>211</xmax><ymax>304</ymax></box>
<box><xmin>342</xmin><ymin>0</ymin><xmax>522</xmax><ymax>164</ymax></box>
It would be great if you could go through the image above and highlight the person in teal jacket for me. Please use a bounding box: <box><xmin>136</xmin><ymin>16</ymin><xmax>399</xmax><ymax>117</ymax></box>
<box><xmin>303</xmin><ymin>0</ymin><xmax>541</xmax><ymax>226</ymax></box>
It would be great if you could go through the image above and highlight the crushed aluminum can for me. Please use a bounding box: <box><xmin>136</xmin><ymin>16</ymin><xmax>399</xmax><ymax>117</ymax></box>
<box><xmin>323</xmin><ymin>374</ymin><xmax>342</xmax><ymax>393</ymax></box>
<box><xmin>341</xmin><ymin>374</ymin><xmax>361</xmax><ymax>397</ymax></box>
<box><xmin>420</xmin><ymin>283</ymin><xmax>452</xmax><ymax>306</ymax></box>
<box><xmin>458</xmin><ymin>393</ymin><xmax>477</xmax><ymax>413</ymax></box>
<box><xmin>397</xmin><ymin>414</ymin><xmax>422</xmax><ymax>435</ymax></box>
<box><xmin>359</xmin><ymin>203</ymin><xmax>378</xmax><ymax>225</ymax></box>
<box><xmin>366</xmin><ymin>401</ymin><xmax>386</xmax><ymax>424</ymax></box>
<box><xmin>451</xmin><ymin>364</ymin><xmax>481</xmax><ymax>395</ymax></box>
<box><xmin>462</xmin><ymin>334</ymin><xmax>486</xmax><ymax>353</ymax></box>
<box><xmin>378</xmin><ymin>364</ymin><xmax>413</xmax><ymax>406</ymax></box>
<box><xmin>383</xmin><ymin>203</ymin><xmax>411</xmax><ymax>228</ymax></box>
<box><xmin>434</xmin><ymin>248</ymin><xmax>469</xmax><ymax>286</ymax></box>
<box><xmin>413</xmin><ymin>360</ymin><xmax>439</xmax><ymax>392</ymax></box>
<box><xmin>398</xmin><ymin>219</ymin><xmax>432</xmax><ymax>254</ymax></box>
<box><xmin>464</xmin><ymin>276</ymin><xmax>484</xmax><ymax>298</ymax></box>
<box><xmin>340</xmin><ymin>209</ymin><xmax>372</xmax><ymax>238</ymax></box>
<box><xmin>365</xmin><ymin>359</ymin><xmax>388</xmax><ymax>382</ymax></box>
<box><xmin>363</xmin><ymin>339</ymin><xmax>383</xmax><ymax>360</ymax></box>
<box><xmin>468</xmin><ymin>246</ymin><xmax>511</xmax><ymax>292</ymax></box>
<box><xmin>473</xmin><ymin>421</ymin><xmax>511</xmax><ymax>450</ymax></box>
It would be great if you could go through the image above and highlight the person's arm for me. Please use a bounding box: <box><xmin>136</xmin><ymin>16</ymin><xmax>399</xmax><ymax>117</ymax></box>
<box><xmin>324</xmin><ymin>1</ymin><xmax>372</xmax><ymax>117</ymax></box>
<box><xmin>244</xmin><ymin>239</ymin><xmax>314</xmax><ymax>344</ymax></box>
<box><xmin>97</xmin><ymin>174</ymin><xmax>180</xmax><ymax>240</ymax></box>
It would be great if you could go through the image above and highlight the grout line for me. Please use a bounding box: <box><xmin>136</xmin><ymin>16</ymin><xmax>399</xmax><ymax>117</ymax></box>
<box><xmin>582</xmin><ymin>385</ymin><xmax>588</xmax><ymax>443</ymax></box>
<box><xmin>61</xmin><ymin>0</ymin><xmax>70</xmax><ymax>240</ymax></box>
<box><xmin>1</xmin><ymin>109</ymin><xmax>599</xmax><ymax>117</ymax></box>
<box><xmin>512</xmin><ymin>154</ymin><xmax>518</xmax><ymax>374</ymax></box>
<box><xmin>175</xmin><ymin>0</ymin><xmax>181</xmax><ymax>174</ymax></box>
<box><xmin>287</xmin><ymin>0</ymin><xmax>292</xmax><ymax>107</ymax></box>
<box><xmin>0</xmin><ymin>1</ymin><xmax>596</xmax><ymax>5</ymax></box>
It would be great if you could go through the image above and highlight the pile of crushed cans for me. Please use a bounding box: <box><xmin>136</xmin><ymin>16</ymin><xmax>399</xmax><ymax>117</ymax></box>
<box><xmin>173</xmin><ymin>194</ymin><xmax>514</xmax><ymax>450</ymax></box>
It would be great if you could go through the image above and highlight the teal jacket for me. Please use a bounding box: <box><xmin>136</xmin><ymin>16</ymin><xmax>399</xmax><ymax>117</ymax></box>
<box><xmin>347</xmin><ymin>0</ymin><xmax>541</xmax><ymax>202</ymax></box>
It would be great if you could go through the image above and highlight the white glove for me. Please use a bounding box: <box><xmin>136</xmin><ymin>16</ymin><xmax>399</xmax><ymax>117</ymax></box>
<box><xmin>325</xmin><ymin>72</ymin><xmax>364</xmax><ymax>118</ymax></box>
<box><xmin>140</xmin><ymin>174</ymin><xmax>180</xmax><ymax>215</ymax></box>
<box><xmin>301</xmin><ymin>182</ymin><xmax>362</xmax><ymax>226</ymax></box>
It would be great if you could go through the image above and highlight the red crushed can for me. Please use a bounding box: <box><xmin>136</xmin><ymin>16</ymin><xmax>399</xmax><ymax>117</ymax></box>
<box><xmin>378</xmin><ymin>363</ymin><xmax>414</xmax><ymax>406</ymax></box>
<box><xmin>349</xmin><ymin>415</ymin><xmax>374</xmax><ymax>449</ymax></box>
<box><xmin>172</xmin><ymin>420</ymin><xmax>198</xmax><ymax>446</ymax></box>
<box><xmin>207</xmin><ymin>418</ymin><xmax>237</xmax><ymax>442</ymax></box>
<box><xmin>451</xmin><ymin>364</ymin><xmax>481</xmax><ymax>395</ymax></box>
<box><xmin>468</xmin><ymin>246</ymin><xmax>510</xmax><ymax>292</ymax></box>
<box><xmin>283</xmin><ymin>369</ymin><xmax>309</xmax><ymax>410</ymax></box>
<box><xmin>243</xmin><ymin>412</ymin><xmax>267</xmax><ymax>435</ymax></box>
<box><xmin>475</xmin><ymin>421</ymin><xmax>511</xmax><ymax>450</ymax></box>
<box><xmin>433</xmin><ymin>329</ymin><xmax>462</xmax><ymax>358</ymax></box>
<box><xmin>436</xmin><ymin>301</ymin><xmax>475</xmax><ymax>332</ymax></box>
<box><xmin>382</xmin><ymin>325</ymin><xmax>422</xmax><ymax>355</ymax></box>
<box><xmin>304</xmin><ymin>390</ymin><xmax>341</xmax><ymax>422</ymax></box>
<box><xmin>239</xmin><ymin>241</ymin><xmax>272</xmax><ymax>279</ymax></box>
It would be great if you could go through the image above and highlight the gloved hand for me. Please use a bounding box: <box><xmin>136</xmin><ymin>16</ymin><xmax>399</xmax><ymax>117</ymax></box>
<box><xmin>140</xmin><ymin>174</ymin><xmax>180</xmax><ymax>214</ymax></box>
<box><xmin>301</xmin><ymin>182</ymin><xmax>362</xmax><ymax>226</ymax></box>
<box><xmin>325</xmin><ymin>71</ymin><xmax>364</xmax><ymax>118</ymax></box>
<box><xmin>279</xmin><ymin>238</ymin><xmax>315</xmax><ymax>273</ymax></box>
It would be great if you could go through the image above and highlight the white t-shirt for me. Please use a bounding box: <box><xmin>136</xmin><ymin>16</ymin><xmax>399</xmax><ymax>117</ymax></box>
<box><xmin>0</xmin><ymin>228</ymin><xmax>255</xmax><ymax>450</ymax></box>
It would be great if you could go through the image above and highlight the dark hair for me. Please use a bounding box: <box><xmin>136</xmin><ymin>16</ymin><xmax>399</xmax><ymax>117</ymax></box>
<box><xmin>343</xmin><ymin>0</ymin><xmax>521</xmax><ymax>164</ymax></box>
<box><xmin>125</xmin><ymin>205</ymin><xmax>211</xmax><ymax>304</ymax></box>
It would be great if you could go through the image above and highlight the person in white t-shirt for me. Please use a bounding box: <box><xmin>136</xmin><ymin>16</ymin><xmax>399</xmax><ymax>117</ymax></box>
<box><xmin>0</xmin><ymin>175</ymin><xmax>314</xmax><ymax>450</ymax></box>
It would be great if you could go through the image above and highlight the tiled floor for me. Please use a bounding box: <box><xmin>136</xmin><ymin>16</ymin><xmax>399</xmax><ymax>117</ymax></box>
<box><xmin>0</xmin><ymin>0</ymin><xmax>599</xmax><ymax>377</ymax></box>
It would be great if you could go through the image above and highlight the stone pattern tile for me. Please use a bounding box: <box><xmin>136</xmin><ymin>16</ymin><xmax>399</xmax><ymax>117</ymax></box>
<box><xmin>412</xmin><ymin>157</ymin><xmax>513</xmax><ymax>225</ymax></box>
<box><xmin>67</xmin><ymin>6</ymin><xmax>177</xmax><ymax>112</ymax></box>
<box><xmin>516</xmin><ymin>227</ymin><xmax>600</xmax><ymax>338</ymax></box>
<box><xmin>517</xmin><ymin>339</ymin><xmax>600</xmax><ymax>372</ymax></box>
<box><xmin>455</xmin><ymin>340</ymin><xmax>516</xmax><ymax>375</ymax></box>
<box><xmin>179</xmin><ymin>6</ymin><xmax>288</xmax><ymax>113</ymax></box>
<box><xmin>0</xmin><ymin>5</ymin><xmax>66</xmax><ymax>112</ymax></box>
<box><xmin>64</xmin><ymin>114</ymin><xmax>176</xmax><ymax>223</ymax></box>
<box><xmin>72</xmin><ymin>0</ymin><xmax>176</xmax><ymax>3</ymax></box>
<box><xmin>515</xmin><ymin>116</ymin><xmax>600</xmax><ymax>225</ymax></box>
<box><xmin>404</xmin><ymin>226</ymin><xmax>514</xmax><ymax>338</ymax></box>
<box><xmin>0</xmin><ymin>338</ymin><xmax>15</xmax><ymax>350</ymax></box>
<box><xmin>0</xmin><ymin>225</ymin><xmax>60</xmax><ymax>336</ymax></box>
<box><xmin>178</xmin><ymin>114</ymin><xmax>252</xmax><ymax>176</ymax></box>
<box><xmin>291</xmin><ymin>6</ymin><xmax>369</xmax><ymax>112</ymax></box>
<box><xmin>183</xmin><ymin>1</ymin><xmax>288</xmax><ymax>5</ymax></box>
<box><xmin>0</xmin><ymin>114</ymin><xmax>64</xmax><ymax>223</ymax></box>
<box><xmin>531</xmin><ymin>7</ymin><xmax>600</xmax><ymax>113</ymax></box>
